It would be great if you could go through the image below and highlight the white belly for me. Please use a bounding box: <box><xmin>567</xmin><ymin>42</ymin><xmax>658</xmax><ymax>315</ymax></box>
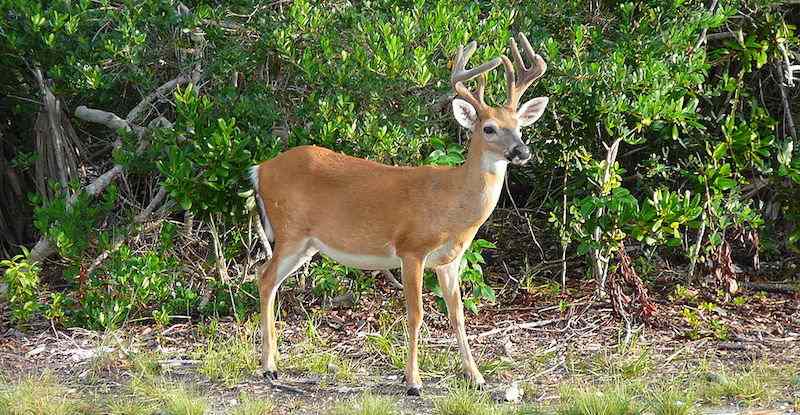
<box><xmin>310</xmin><ymin>238</ymin><xmax>462</xmax><ymax>270</ymax></box>
<box><xmin>312</xmin><ymin>239</ymin><xmax>402</xmax><ymax>270</ymax></box>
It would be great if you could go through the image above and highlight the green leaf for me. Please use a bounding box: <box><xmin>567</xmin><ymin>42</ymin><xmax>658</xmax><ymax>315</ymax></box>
<box><xmin>463</xmin><ymin>298</ymin><xmax>478</xmax><ymax>315</ymax></box>
<box><xmin>712</xmin><ymin>142</ymin><xmax>727</xmax><ymax>161</ymax></box>
<box><xmin>577</xmin><ymin>242</ymin><xmax>591</xmax><ymax>256</ymax></box>
<box><xmin>714</xmin><ymin>177</ymin><xmax>737</xmax><ymax>190</ymax></box>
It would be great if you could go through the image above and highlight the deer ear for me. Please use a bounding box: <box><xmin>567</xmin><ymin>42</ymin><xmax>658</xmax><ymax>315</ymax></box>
<box><xmin>517</xmin><ymin>97</ymin><xmax>549</xmax><ymax>127</ymax></box>
<box><xmin>452</xmin><ymin>99</ymin><xmax>478</xmax><ymax>129</ymax></box>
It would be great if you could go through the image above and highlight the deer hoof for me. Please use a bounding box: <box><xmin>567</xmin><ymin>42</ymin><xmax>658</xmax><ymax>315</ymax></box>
<box><xmin>463</xmin><ymin>372</ymin><xmax>486</xmax><ymax>389</ymax></box>
<box><xmin>406</xmin><ymin>385</ymin><xmax>422</xmax><ymax>396</ymax></box>
<box><xmin>263</xmin><ymin>370</ymin><xmax>278</xmax><ymax>381</ymax></box>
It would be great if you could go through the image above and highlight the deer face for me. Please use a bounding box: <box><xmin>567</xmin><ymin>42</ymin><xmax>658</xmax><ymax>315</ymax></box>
<box><xmin>449</xmin><ymin>33</ymin><xmax>549</xmax><ymax>167</ymax></box>
<box><xmin>452</xmin><ymin>97</ymin><xmax>548</xmax><ymax>165</ymax></box>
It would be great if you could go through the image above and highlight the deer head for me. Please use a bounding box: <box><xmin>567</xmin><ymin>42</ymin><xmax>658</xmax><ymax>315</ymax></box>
<box><xmin>450</xmin><ymin>33</ymin><xmax>549</xmax><ymax>166</ymax></box>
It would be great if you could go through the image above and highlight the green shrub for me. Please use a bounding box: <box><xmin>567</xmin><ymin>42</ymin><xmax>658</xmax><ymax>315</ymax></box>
<box><xmin>1</xmin><ymin>0</ymin><xmax>798</xmax><ymax>325</ymax></box>
<box><xmin>0</xmin><ymin>248</ymin><xmax>41</xmax><ymax>324</ymax></box>
<box><xmin>75</xmin><ymin>245</ymin><xmax>198</xmax><ymax>329</ymax></box>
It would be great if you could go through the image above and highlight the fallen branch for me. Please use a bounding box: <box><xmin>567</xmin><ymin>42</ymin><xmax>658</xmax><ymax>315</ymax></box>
<box><xmin>472</xmin><ymin>318</ymin><xmax>561</xmax><ymax>341</ymax></box>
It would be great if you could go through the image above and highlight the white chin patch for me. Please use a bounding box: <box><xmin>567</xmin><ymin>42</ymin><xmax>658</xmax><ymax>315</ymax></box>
<box><xmin>511</xmin><ymin>156</ymin><xmax>531</xmax><ymax>166</ymax></box>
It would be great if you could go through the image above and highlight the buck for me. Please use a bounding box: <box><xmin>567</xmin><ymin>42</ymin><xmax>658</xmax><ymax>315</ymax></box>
<box><xmin>249</xmin><ymin>33</ymin><xmax>548</xmax><ymax>395</ymax></box>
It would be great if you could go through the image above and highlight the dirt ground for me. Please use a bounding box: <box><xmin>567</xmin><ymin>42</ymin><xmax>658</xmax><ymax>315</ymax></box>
<box><xmin>1</xmin><ymin>275</ymin><xmax>799</xmax><ymax>414</ymax></box>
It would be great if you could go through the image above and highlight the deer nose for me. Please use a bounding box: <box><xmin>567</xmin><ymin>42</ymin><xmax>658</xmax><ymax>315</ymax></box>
<box><xmin>510</xmin><ymin>144</ymin><xmax>530</xmax><ymax>161</ymax></box>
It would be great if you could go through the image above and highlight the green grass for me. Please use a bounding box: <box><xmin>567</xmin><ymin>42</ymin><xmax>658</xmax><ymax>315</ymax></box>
<box><xmin>329</xmin><ymin>393</ymin><xmax>400</xmax><ymax>415</ymax></box>
<box><xmin>194</xmin><ymin>331</ymin><xmax>259</xmax><ymax>386</ymax></box>
<box><xmin>129</xmin><ymin>377</ymin><xmax>208</xmax><ymax>415</ymax></box>
<box><xmin>557</xmin><ymin>383</ymin><xmax>641</xmax><ymax>415</ymax></box>
<box><xmin>0</xmin><ymin>372</ymin><xmax>94</xmax><ymax>415</ymax></box>
<box><xmin>434</xmin><ymin>383</ymin><xmax>508</xmax><ymax>415</ymax></box>
<box><xmin>696</xmin><ymin>365</ymin><xmax>775</xmax><ymax>405</ymax></box>
<box><xmin>647</xmin><ymin>383</ymin><xmax>696</xmax><ymax>415</ymax></box>
<box><xmin>570</xmin><ymin>345</ymin><xmax>651</xmax><ymax>381</ymax></box>
<box><xmin>693</xmin><ymin>360</ymin><xmax>800</xmax><ymax>406</ymax></box>
<box><xmin>230</xmin><ymin>393</ymin><xmax>274</xmax><ymax>415</ymax></box>
<box><xmin>284</xmin><ymin>346</ymin><xmax>356</xmax><ymax>382</ymax></box>
<box><xmin>104</xmin><ymin>400</ymin><xmax>154</xmax><ymax>415</ymax></box>
<box><xmin>283</xmin><ymin>315</ymin><xmax>357</xmax><ymax>382</ymax></box>
<box><xmin>127</xmin><ymin>350</ymin><xmax>163</xmax><ymax>377</ymax></box>
<box><xmin>365</xmin><ymin>329</ymin><xmax>461</xmax><ymax>379</ymax></box>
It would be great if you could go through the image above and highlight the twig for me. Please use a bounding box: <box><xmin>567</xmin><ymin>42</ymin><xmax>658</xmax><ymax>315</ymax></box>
<box><xmin>126</xmin><ymin>73</ymin><xmax>194</xmax><ymax>122</ymax></box>
<box><xmin>775</xmin><ymin>62</ymin><xmax>797</xmax><ymax>139</ymax></box>
<box><xmin>268</xmin><ymin>380</ymin><xmax>306</xmax><ymax>394</ymax></box>
<box><xmin>693</xmin><ymin>0</ymin><xmax>720</xmax><ymax>51</ymax></box>
<box><xmin>133</xmin><ymin>187</ymin><xmax>168</xmax><ymax>223</ymax></box>
<box><xmin>30</xmin><ymin>105</ymin><xmax>152</xmax><ymax>263</ymax></box>
<box><xmin>504</xmin><ymin>174</ymin><xmax>544</xmax><ymax>259</ymax></box>
<box><xmin>472</xmin><ymin>318</ymin><xmax>561</xmax><ymax>340</ymax></box>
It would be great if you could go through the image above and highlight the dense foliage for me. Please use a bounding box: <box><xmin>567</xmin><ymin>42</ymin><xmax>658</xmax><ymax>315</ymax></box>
<box><xmin>0</xmin><ymin>1</ymin><xmax>797</xmax><ymax>329</ymax></box>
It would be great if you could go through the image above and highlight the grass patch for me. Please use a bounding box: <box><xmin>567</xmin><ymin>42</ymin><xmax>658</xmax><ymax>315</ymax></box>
<box><xmin>647</xmin><ymin>383</ymin><xmax>696</xmax><ymax>415</ymax></box>
<box><xmin>0</xmin><ymin>372</ymin><xmax>94</xmax><ymax>415</ymax></box>
<box><xmin>283</xmin><ymin>315</ymin><xmax>356</xmax><ymax>382</ymax></box>
<box><xmin>365</xmin><ymin>318</ymin><xmax>461</xmax><ymax>380</ymax></box>
<box><xmin>434</xmin><ymin>382</ymin><xmax>509</xmax><ymax>415</ymax></box>
<box><xmin>129</xmin><ymin>377</ymin><xmax>208</xmax><ymax>415</ymax></box>
<box><xmin>697</xmin><ymin>368</ymin><xmax>771</xmax><ymax>405</ymax></box>
<box><xmin>230</xmin><ymin>393</ymin><xmax>274</xmax><ymax>415</ymax></box>
<box><xmin>195</xmin><ymin>332</ymin><xmax>259</xmax><ymax>386</ymax></box>
<box><xmin>104</xmin><ymin>399</ymin><xmax>154</xmax><ymax>415</ymax></box>
<box><xmin>693</xmin><ymin>361</ymin><xmax>800</xmax><ymax>405</ymax></box>
<box><xmin>284</xmin><ymin>346</ymin><xmax>356</xmax><ymax>382</ymax></box>
<box><xmin>329</xmin><ymin>393</ymin><xmax>400</xmax><ymax>415</ymax></box>
<box><xmin>127</xmin><ymin>349</ymin><xmax>164</xmax><ymax>377</ymax></box>
<box><xmin>365</xmin><ymin>331</ymin><xmax>462</xmax><ymax>378</ymax></box>
<box><xmin>558</xmin><ymin>383</ymin><xmax>640</xmax><ymax>415</ymax></box>
<box><xmin>573</xmin><ymin>345</ymin><xmax>651</xmax><ymax>381</ymax></box>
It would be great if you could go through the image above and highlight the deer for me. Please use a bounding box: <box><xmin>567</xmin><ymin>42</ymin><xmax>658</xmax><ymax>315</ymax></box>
<box><xmin>249</xmin><ymin>33</ymin><xmax>548</xmax><ymax>396</ymax></box>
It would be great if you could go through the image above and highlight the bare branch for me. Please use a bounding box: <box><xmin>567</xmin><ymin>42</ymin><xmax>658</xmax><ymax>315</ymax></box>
<box><xmin>75</xmin><ymin>106</ymin><xmax>145</xmax><ymax>137</ymax></box>
<box><xmin>125</xmin><ymin>72</ymin><xmax>194</xmax><ymax>122</ymax></box>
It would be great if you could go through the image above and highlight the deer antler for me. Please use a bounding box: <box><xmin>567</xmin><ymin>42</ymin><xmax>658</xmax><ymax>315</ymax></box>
<box><xmin>502</xmin><ymin>33</ymin><xmax>547</xmax><ymax>109</ymax></box>
<box><xmin>450</xmin><ymin>41</ymin><xmax>501</xmax><ymax>112</ymax></box>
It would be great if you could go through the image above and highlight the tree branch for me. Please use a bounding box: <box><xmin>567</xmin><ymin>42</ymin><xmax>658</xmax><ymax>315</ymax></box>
<box><xmin>125</xmin><ymin>72</ymin><xmax>194</xmax><ymax>122</ymax></box>
<box><xmin>75</xmin><ymin>106</ymin><xmax>145</xmax><ymax>138</ymax></box>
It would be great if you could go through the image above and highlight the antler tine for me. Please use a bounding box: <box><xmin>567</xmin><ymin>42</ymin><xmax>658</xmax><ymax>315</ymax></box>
<box><xmin>505</xmin><ymin>33</ymin><xmax>548</xmax><ymax>108</ymax></box>
<box><xmin>500</xmin><ymin>55</ymin><xmax>515</xmax><ymax>108</ymax></box>
<box><xmin>451</xmin><ymin>40</ymin><xmax>501</xmax><ymax>111</ymax></box>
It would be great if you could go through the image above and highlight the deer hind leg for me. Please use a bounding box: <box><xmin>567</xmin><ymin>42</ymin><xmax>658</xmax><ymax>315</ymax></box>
<box><xmin>435</xmin><ymin>258</ymin><xmax>485</xmax><ymax>387</ymax></box>
<box><xmin>259</xmin><ymin>239</ymin><xmax>316</xmax><ymax>379</ymax></box>
<box><xmin>401</xmin><ymin>256</ymin><xmax>425</xmax><ymax>396</ymax></box>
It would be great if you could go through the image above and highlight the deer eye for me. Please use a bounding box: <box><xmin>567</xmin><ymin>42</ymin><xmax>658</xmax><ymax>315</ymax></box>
<box><xmin>483</xmin><ymin>126</ymin><xmax>496</xmax><ymax>134</ymax></box>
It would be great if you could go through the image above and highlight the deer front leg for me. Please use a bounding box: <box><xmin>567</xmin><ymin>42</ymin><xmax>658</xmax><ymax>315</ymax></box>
<box><xmin>435</xmin><ymin>258</ymin><xmax>485</xmax><ymax>386</ymax></box>
<box><xmin>401</xmin><ymin>256</ymin><xmax>424</xmax><ymax>396</ymax></box>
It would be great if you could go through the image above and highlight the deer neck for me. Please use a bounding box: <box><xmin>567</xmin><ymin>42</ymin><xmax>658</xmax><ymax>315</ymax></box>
<box><xmin>456</xmin><ymin>134</ymin><xmax>508</xmax><ymax>223</ymax></box>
